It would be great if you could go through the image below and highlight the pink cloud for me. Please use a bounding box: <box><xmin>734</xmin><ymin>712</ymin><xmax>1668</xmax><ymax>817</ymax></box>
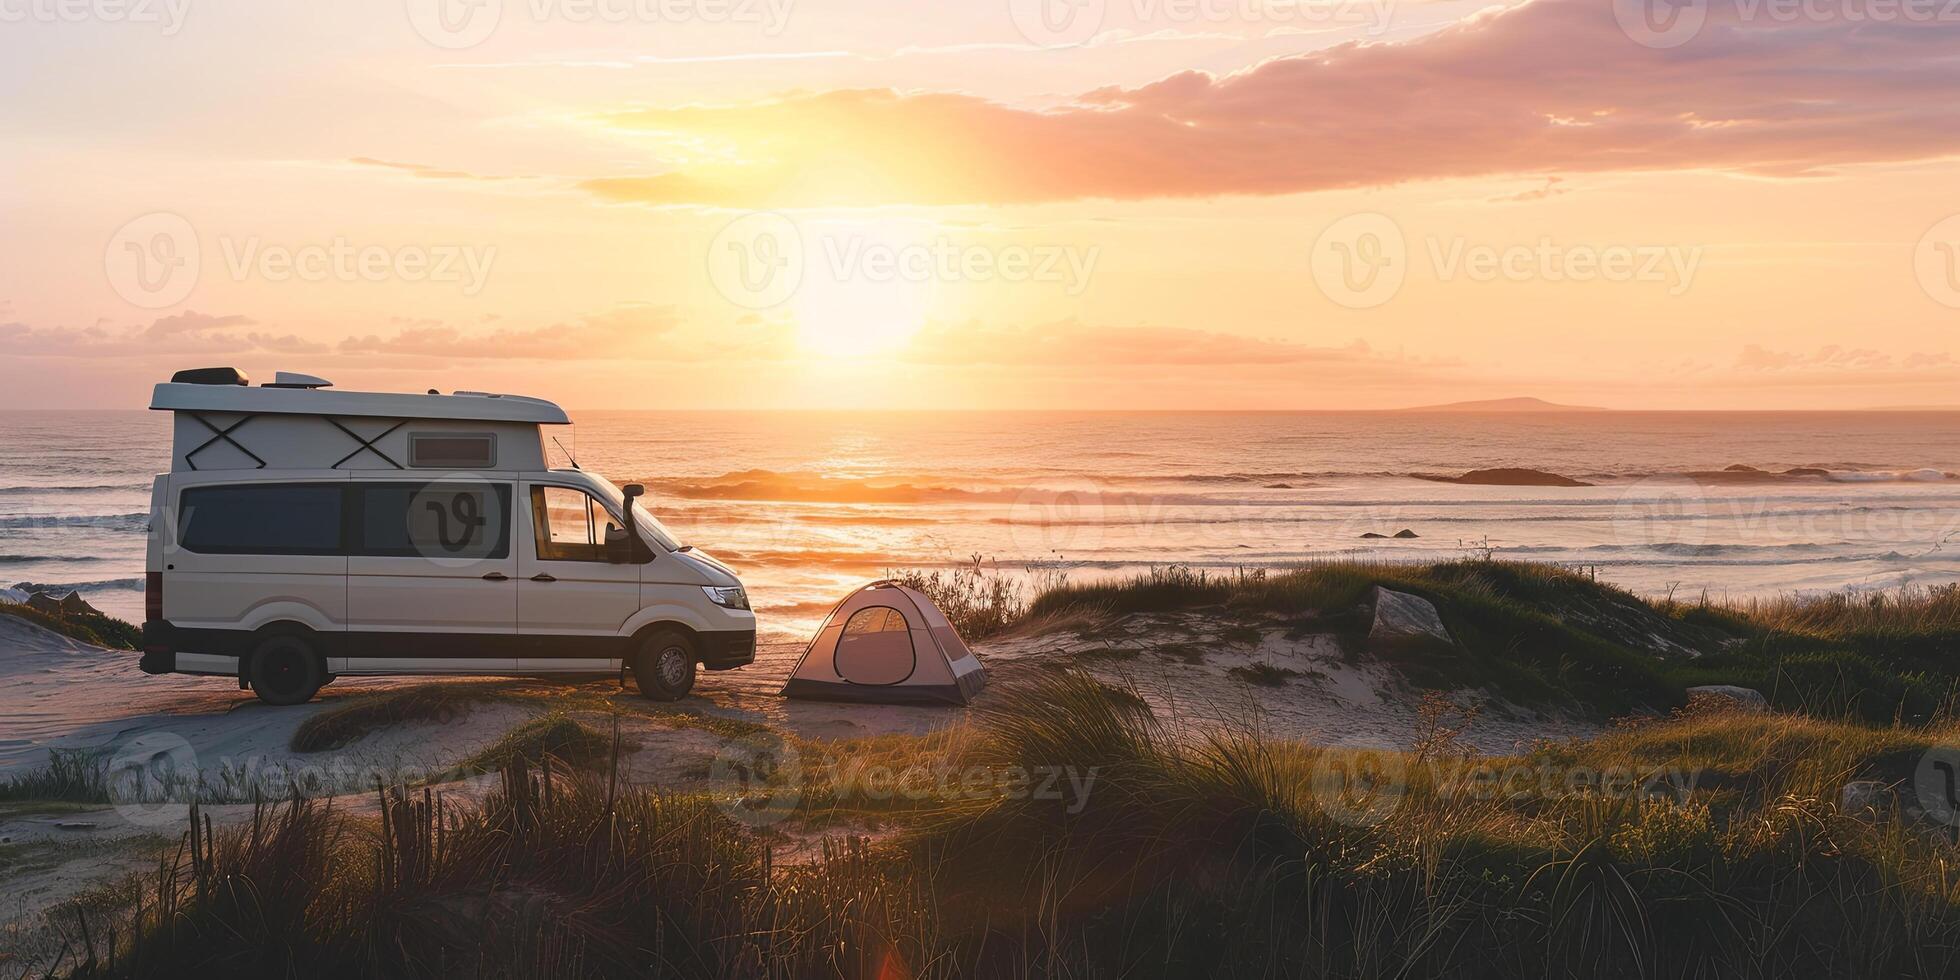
<box><xmin>580</xmin><ymin>0</ymin><xmax>1960</xmax><ymax>207</ymax></box>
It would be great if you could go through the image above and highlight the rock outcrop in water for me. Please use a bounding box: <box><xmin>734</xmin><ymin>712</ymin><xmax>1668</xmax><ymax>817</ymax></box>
<box><xmin>1422</xmin><ymin>468</ymin><xmax>1592</xmax><ymax>487</ymax></box>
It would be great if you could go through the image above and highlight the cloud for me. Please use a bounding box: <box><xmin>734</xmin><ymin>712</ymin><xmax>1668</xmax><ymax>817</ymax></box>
<box><xmin>0</xmin><ymin>312</ymin><xmax>326</xmax><ymax>358</ymax></box>
<box><xmin>902</xmin><ymin>319</ymin><xmax>1452</xmax><ymax>371</ymax></box>
<box><xmin>577</xmin><ymin>0</ymin><xmax>1960</xmax><ymax>207</ymax></box>
<box><xmin>144</xmin><ymin>311</ymin><xmax>254</xmax><ymax>336</ymax></box>
<box><xmin>347</xmin><ymin>157</ymin><xmax>534</xmax><ymax>182</ymax></box>
<box><xmin>336</xmin><ymin>305</ymin><xmax>680</xmax><ymax>359</ymax></box>
<box><xmin>1728</xmin><ymin>344</ymin><xmax>1960</xmax><ymax>386</ymax></box>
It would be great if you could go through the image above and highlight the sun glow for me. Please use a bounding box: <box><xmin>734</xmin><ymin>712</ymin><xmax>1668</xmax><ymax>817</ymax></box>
<box><xmin>791</xmin><ymin>217</ymin><xmax>935</xmax><ymax>354</ymax></box>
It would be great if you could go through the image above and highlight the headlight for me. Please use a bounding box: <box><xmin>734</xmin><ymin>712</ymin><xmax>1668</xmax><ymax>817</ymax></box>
<box><xmin>702</xmin><ymin>585</ymin><xmax>749</xmax><ymax>610</ymax></box>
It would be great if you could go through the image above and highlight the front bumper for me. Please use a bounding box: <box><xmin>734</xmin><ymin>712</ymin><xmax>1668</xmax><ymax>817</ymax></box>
<box><xmin>697</xmin><ymin>628</ymin><xmax>756</xmax><ymax>670</ymax></box>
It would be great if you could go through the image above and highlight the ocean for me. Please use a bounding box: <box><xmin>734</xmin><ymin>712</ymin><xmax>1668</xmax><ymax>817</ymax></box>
<box><xmin>5</xmin><ymin>409</ymin><xmax>1960</xmax><ymax>637</ymax></box>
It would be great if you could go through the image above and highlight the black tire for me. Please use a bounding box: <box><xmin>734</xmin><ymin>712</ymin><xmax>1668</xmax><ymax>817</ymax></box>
<box><xmin>632</xmin><ymin>629</ymin><xmax>697</xmax><ymax>701</ymax></box>
<box><xmin>250</xmin><ymin>632</ymin><xmax>325</xmax><ymax>706</ymax></box>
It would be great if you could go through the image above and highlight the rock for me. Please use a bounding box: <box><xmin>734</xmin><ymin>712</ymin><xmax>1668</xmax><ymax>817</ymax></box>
<box><xmin>1264</xmin><ymin>483</ymin><xmax>1293</xmax><ymax>489</ymax></box>
<box><xmin>1422</xmin><ymin>468</ymin><xmax>1592</xmax><ymax>487</ymax></box>
<box><xmin>1686</xmin><ymin>685</ymin><xmax>1768</xmax><ymax>711</ymax></box>
<box><xmin>1392</xmin><ymin>529</ymin><xmax>1419</xmax><ymax>539</ymax></box>
<box><xmin>1782</xmin><ymin>467</ymin><xmax>1830</xmax><ymax>477</ymax></box>
<box><xmin>1369</xmin><ymin>587</ymin><xmax>1453</xmax><ymax>648</ymax></box>
<box><xmin>1839</xmin><ymin>780</ymin><xmax>1891</xmax><ymax>817</ymax></box>
<box><xmin>1360</xmin><ymin>532</ymin><xmax>1388</xmax><ymax>539</ymax></box>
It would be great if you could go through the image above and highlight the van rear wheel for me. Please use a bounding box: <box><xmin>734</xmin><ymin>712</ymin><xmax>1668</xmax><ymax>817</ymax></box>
<box><xmin>250</xmin><ymin>633</ymin><xmax>325</xmax><ymax>706</ymax></box>
<box><xmin>632</xmin><ymin>630</ymin><xmax>697</xmax><ymax>701</ymax></box>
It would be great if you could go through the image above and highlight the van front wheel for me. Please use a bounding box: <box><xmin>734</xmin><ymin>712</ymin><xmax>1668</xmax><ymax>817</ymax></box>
<box><xmin>250</xmin><ymin>634</ymin><xmax>325</xmax><ymax>706</ymax></box>
<box><xmin>633</xmin><ymin>631</ymin><xmax>697</xmax><ymax>701</ymax></box>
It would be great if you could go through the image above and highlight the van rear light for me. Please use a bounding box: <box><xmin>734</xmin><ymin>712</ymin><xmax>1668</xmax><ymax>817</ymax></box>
<box><xmin>146</xmin><ymin>571</ymin><xmax>163</xmax><ymax>621</ymax></box>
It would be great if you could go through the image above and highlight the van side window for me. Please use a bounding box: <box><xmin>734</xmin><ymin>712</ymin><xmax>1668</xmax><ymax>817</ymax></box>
<box><xmin>408</xmin><ymin>433</ymin><xmax>496</xmax><ymax>469</ymax></box>
<box><xmin>531</xmin><ymin>486</ymin><xmax>619</xmax><ymax>562</ymax></box>
<box><xmin>179</xmin><ymin>484</ymin><xmax>343</xmax><ymax>555</ymax></box>
<box><xmin>357</xmin><ymin>483</ymin><xmax>511</xmax><ymax>559</ymax></box>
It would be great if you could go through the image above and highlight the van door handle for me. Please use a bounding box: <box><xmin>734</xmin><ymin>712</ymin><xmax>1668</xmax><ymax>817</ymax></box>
<box><xmin>482</xmin><ymin>572</ymin><xmax>509</xmax><ymax>581</ymax></box>
<box><xmin>530</xmin><ymin>574</ymin><xmax>557</xmax><ymax>583</ymax></box>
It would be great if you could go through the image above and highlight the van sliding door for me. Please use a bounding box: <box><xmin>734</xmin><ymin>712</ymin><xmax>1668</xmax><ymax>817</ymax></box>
<box><xmin>343</xmin><ymin>479</ymin><xmax>518</xmax><ymax>674</ymax></box>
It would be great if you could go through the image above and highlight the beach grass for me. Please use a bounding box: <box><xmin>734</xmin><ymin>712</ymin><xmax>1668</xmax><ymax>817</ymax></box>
<box><xmin>59</xmin><ymin>671</ymin><xmax>1960</xmax><ymax>979</ymax></box>
<box><xmin>0</xmin><ymin>748</ymin><xmax>111</xmax><ymax>804</ymax></box>
<box><xmin>0</xmin><ymin>601</ymin><xmax>141</xmax><ymax>650</ymax></box>
<box><xmin>1019</xmin><ymin>560</ymin><xmax>1960</xmax><ymax>722</ymax></box>
<box><xmin>288</xmin><ymin>683</ymin><xmax>519</xmax><ymax>753</ymax></box>
<box><xmin>460</xmin><ymin>713</ymin><xmax>616</xmax><ymax>773</ymax></box>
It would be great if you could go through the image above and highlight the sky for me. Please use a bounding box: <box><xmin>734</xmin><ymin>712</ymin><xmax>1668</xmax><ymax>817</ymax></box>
<box><xmin>3</xmin><ymin>0</ymin><xmax>1960</xmax><ymax>410</ymax></box>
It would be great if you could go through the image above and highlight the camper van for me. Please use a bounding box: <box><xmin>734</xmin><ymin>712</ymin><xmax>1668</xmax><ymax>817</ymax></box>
<box><xmin>139</xmin><ymin>368</ymin><xmax>755</xmax><ymax>705</ymax></box>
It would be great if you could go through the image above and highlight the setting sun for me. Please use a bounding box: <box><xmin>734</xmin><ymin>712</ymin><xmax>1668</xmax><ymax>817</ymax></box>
<box><xmin>6</xmin><ymin>1</ymin><xmax>1960</xmax><ymax>975</ymax></box>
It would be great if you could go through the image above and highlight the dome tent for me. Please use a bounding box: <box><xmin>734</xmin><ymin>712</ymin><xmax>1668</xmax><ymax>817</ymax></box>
<box><xmin>781</xmin><ymin>581</ymin><xmax>987</xmax><ymax>705</ymax></box>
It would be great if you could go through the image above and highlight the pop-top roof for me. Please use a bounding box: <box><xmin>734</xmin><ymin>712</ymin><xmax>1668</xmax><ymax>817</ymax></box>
<box><xmin>150</xmin><ymin>379</ymin><xmax>570</xmax><ymax>424</ymax></box>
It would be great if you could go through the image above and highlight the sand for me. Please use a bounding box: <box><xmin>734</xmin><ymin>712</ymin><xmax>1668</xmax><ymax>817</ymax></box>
<box><xmin>0</xmin><ymin>609</ymin><xmax>1596</xmax><ymax>968</ymax></box>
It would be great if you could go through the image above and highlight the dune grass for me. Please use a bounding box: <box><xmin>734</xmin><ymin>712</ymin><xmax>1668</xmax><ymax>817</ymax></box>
<box><xmin>0</xmin><ymin>601</ymin><xmax>141</xmax><ymax>650</ymax></box>
<box><xmin>460</xmin><ymin>714</ymin><xmax>615</xmax><ymax>773</ymax></box>
<box><xmin>0</xmin><ymin>748</ymin><xmax>110</xmax><ymax>804</ymax></box>
<box><xmin>1021</xmin><ymin>560</ymin><xmax>1960</xmax><ymax>723</ymax></box>
<box><xmin>56</xmin><ymin>672</ymin><xmax>1960</xmax><ymax>979</ymax></box>
<box><xmin>289</xmin><ymin>684</ymin><xmax>515</xmax><ymax>753</ymax></box>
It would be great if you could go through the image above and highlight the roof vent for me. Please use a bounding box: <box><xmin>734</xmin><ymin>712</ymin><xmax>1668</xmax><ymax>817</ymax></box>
<box><xmin>170</xmin><ymin>367</ymin><xmax>249</xmax><ymax>386</ymax></box>
<box><xmin>264</xmin><ymin>372</ymin><xmax>333</xmax><ymax>389</ymax></box>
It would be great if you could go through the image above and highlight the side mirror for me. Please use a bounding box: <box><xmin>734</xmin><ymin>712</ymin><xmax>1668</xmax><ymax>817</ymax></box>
<box><xmin>604</xmin><ymin>524</ymin><xmax>631</xmax><ymax>563</ymax></box>
<box><xmin>622</xmin><ymin>483</ymin><xmax>645</xmax><ymax>500</ymax></box>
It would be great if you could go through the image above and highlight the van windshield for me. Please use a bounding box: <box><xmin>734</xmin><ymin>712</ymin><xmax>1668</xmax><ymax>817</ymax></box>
<box><xmin>588</xmin><ymin>478</ymin><xmax>683</xmax><ymax>551</ymax></box>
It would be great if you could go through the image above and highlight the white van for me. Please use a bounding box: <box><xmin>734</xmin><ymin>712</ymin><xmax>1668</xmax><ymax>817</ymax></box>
<box><xmin>139</xmin><ymin>368</ymin><xmax>755</xmax><ymax>705</ymax></box>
